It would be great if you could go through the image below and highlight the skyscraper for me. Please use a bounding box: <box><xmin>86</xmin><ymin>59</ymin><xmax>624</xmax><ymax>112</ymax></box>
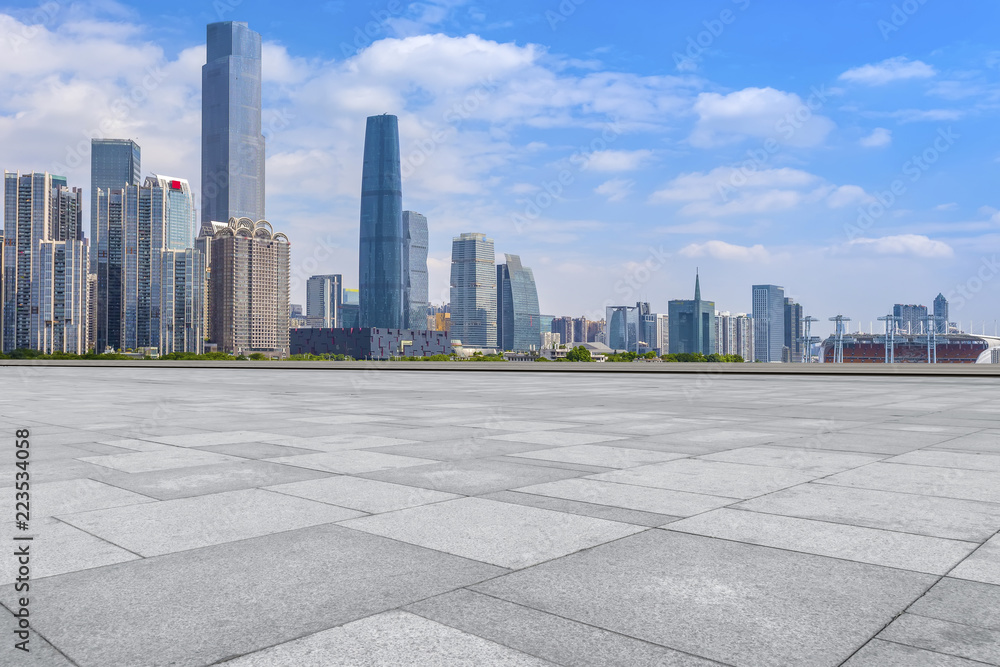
<box><xmin>90</xmin><ymin>139</ymin><xmax>140</xmax><ymax>271</ymax></box>
<box><xmin>668</xmin><ymin>273</ymin><xmax>715</xmax><ymax>355</ymax></box>
<box><xmin>783</xmin><ymin>297</ymin><xmax>803</xmax><ymax>362</ymax></box>
<box><xmin>604</xmin><ymin>303</ymin><xmax>650</xmax><ymax>353</ymax></box>
<box><xmin>933</xmin><ymin>293</ymin><xmax>949</xmax><ymax>333</ymax></box>
<box><xmin>148</xmin><ymin>175</ymin><xmax>197</xmax><ymax>250</ymax></box>
<box><xmin>450</xmin><ymin>232</ymin><xmax>496</xmax><ymax>347</ymax></box>
<box><xmin>52</xmin><ymin>185</ymin><xmax>84</xmax><ymax>242</ymax></box>
<box><xmin>496</xmin><ymin>254</ymin><xmax>541</xmax><ymax>351</ymax></box>
<box><xmin>403</xmin><ymin>211</ymin><xmax>429</xmax><ymax>330</ymax></box>
<box><xmin>205</xmin><ymin>218</ymin><xmax>289</xmax><ymax>356</ymax></box>
<box><xmin>359</xmin><ymin>114</ymin><xmax>405</xmax><ymax>329</ymax></box>
<box><xmin>35</xmin><ymin>239</ymin><xmax>88</xmax><ymax>354</ymax></box>
<box><xmin>893</xmin><ymin>303</ymin><xmax>928</xmax><ymax>335</ymax></box>
<box><xmin>306</xmin><ymin>274</ymin><xmax>342</xmax><ymax>328</ymax></box>
<box><xmin>752</xmin><ymin>284</ymin><xmax>785</xmax><ymax>362</ymax></box>
<box><xmin>202</xmin><ymin>22</ymin><xmax>265</xmax><ymax>224</ymax></box>
<box><xmin>160</xmin><ymin>249</ymin><xmax>205</xmax><ymax>354</ymax></box>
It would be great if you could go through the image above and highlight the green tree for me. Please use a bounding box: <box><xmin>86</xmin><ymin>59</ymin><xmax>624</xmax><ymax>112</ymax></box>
<box><xmin>565</xmin><ymin>346</ymin><xmax>593</xmax><ymax>362</ymax></box>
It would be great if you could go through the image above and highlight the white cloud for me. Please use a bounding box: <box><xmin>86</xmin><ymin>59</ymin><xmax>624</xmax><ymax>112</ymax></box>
<box><xmin>839</xmin><ymin>57</ymin><xmax>936</xmax><ymax>86</ymax></box>
<box><xmin>595</xmin><ymin>178</ymin><xmax>633</xmax><ymax>202</ymax></box>
<box><xmin>680</xmin><ymin>241</ymin><xmax>771</xmax><ymax>262</ymax></box>
<box><xmin>689</xmin><ymin>87</ymin><xmax>835</xmax><ymax>148</ymax></box>
<box><xmin>860</xmin><ymin>127</ymin><xmax>891</xmax><ymax>148</ymax></box>
<box><xmin>845</xmin><ymin>235</ymin><xmax>953</xmax><ymax>258</ymax></box>
<box><xmin>827</xmin><ymin>185</ymin><xmax>871</xmax><ymax>208</ymax></box>
<box><xmin>887</xmin><ymin>108</ymin><xmax>964</xmax><ymax>123</ymax></box>
<box><xmin>581</xmin><ymin>149</ymin><xmax>653</xmax><ymax>172</ymax></box>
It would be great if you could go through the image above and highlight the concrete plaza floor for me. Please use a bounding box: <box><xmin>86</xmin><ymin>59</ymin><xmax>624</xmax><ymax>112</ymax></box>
<box><xmin>2</xmin><ymin>366</ymin><xmax>999</xmax><ymax>666</ymax></box>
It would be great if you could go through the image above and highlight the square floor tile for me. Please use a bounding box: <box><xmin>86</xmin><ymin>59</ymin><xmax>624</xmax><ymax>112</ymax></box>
<box><xmin>79</xmin><ymin>449</ymin><xmax>242</xmax><ymax>473</ymax></box>
<box><xmin>340</xmin><ymin>497</ymin><xmax>644</xmax><ymax>568</ymax></box>
<box><xmin>514</xmin><ymin>478</ymin><xmax>733</xmax><ymax>517</ymax></box>
<box><xmin>699</xmin><ymin>446</ymin><xmax>884</xmax><ymax>475</ymax></box>
<box><xmin>266</xmin><ymin>450</ymin><xmax>438</xmax><ymax>474</ymax></box>
<box><xmin>486</xmin><ymin>432</ymin><xmax>628</xmax><ymax>447</ymax></box>
<box><xmin>196</xmin><ymin>442</ymin><xmax>321</xmax><ymax>459</ymax></box>
<box><xmin>842</xmin><ymin>639</ymin><xmax>985</xmax><ymax>666</ymax></box>
<box><xmin>361</xmin><ymin>459</ymin><xmax>588</xmax><ymax>495</ymax></box>
<box><xmin>878</xmin><ymin>613</ymin><xmax>1000</xmax><ymax>665</ymax></box>
<box><xmin>887</xmin><ymin>449</ymin><xmax>1000</xmax><ymax>472</ymax></box>
<box><xmin>510</xmin><ymin>445</ymin><xmax>686</xmax><ymax>469</ymax></box>
<box><xmin>820</xmin><ymin>462</ymin><xmax>1000</xmax><ymax>503</ymax></box>
<box><xmin>951</xmin><ymin>533</ymin><xmax>1000</xmax><ymax>585</ymax></box>
<box><xmin>267</xmin><ymin>476</ymin><xmax>460</xmax><ymax>513</ymax></box>
<box><xmin>32</xmin><ymin>478</ymin><xmax>154</xmax><ymax>517</ymax></box>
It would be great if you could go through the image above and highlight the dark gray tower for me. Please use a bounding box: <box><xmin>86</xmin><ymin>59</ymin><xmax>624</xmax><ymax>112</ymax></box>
<box><xmin>359</xmin><ymin>114</ymin><xmax>405</xmax><ymax>329</ymax></box>
<box><xmin>90</xmin><ymin>139</ymin><xmax>140</xmax><ymax>271</ymax></box>
<box><xmin>201</xmin><ymin>21</ymin><xmax>264</xmax><ymax>224</ymax></box>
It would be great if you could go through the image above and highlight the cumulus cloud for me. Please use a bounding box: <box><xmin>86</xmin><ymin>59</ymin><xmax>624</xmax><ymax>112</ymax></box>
<box><xmin>860</xmin><ymin>127</ymin><xmax>891</xmax><ymax>148</ymax></box>
<box><xmin>845</xmin><ymin>235</ymin><xmax>953</xmax><ymax>258</ymax></box>
<box><xmin>594</xmin><ymin>178</ymin><xmax>633</xmax><ymax>202</ymax></box>
<box><xmin>680</xmin><ymin>241</ymin><xmax>771</xmax><ymax>262</ymax></box>
<box><xmin>839</xmin><ymin>57</ymin><xmax>936</xmax><ymax>86</ymax></box>
<box><xmin>580</xmin><ymin>149</ymin><xmax>653</xmax><ymax>172</ymax></box>
<box><xmin>689</xmin><ymin>87</ymin><xmax>835</xmax><ymax>148</ymax></box>
<box><xmin>827</xmin><ymin>185</ymin><xmax>871</xmax><ymax>208</ymax></box>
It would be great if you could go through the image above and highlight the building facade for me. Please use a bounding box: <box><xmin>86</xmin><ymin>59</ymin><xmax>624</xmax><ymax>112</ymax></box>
<box><xmin>668</xmin><ymin>275</ymin><xmax>715</xmax><ymax>355</ymax></box>
<box><xmin>496</xmin><ymin>254</ymin><xmax>541</xmax><ymax>351</ymax></box>
<box><xmin>893</xmin><ymin>303</ymin><xmax>928</xmax><ymax>335</ymax></box>
<box><xmin>359</xmin><ymin>114</ymin><xmax>406</xmax><ymax>329</ymax></box>
<box><xmin>148</xmin><ymin>175</ymin><xmax>196</xmax><ymax>250</ymax></box>
<box><xmin>784</xmin><ymin>297</ymin><xmax>803</xmax><ymax>363</ymax></box>
<box><xmin>206</xmin><ymin>218</ymin><xmax>289</xmax><ymax>356</ymax></box>
<box><xmin>752</xmin><ymin>284</ymin><xmax>785</xmax><ymax>362</ymax></box>
<box><xmin>403</xmin><ymin>211</ymin><xmax>428</xmax><ymax>330</ymax></box>
<box><xmin>34</xmin><ymin>240</ymin><xmax>89</xmax><ymax>354</ymax></box>
<box><xmin>933</xmin><ymin>293</ymin><xmax>949</xmax><ymax>334</ymax></box>
<box><xmin>605</xmin><ymin>303</ymin><xmax>650</xmax><ymax>353</ymax></box>
<box><xmin>306</xmin><ymin>274</ymin><xmax>343</xmax><ymax>329</ymax></box>
<box><xmin>450</xmin><ymin>232</ymin><xmax>496</xmax><ymax>348</ymax></box>
<box><xmin>52</xmin><ymin>184</ymin><xmax>84</xmax><ymax>242</ymax></box>
<box><xmin>159</xmin><ymin>249</ymin><xmax>205</xmax><ymax>354</ymax></box>
<box><xmin>202</xmin><ymin>22</ymin><xmax>265</xmax><ymax>224</ymax></box>
<box><xmin>290</xmin><ymin>327</ymin><xmax>450</xmax><ymax>359</ymax></box>
<box><xmin>90</xmin><ymin>139</ymin><xmax>140</xmax><ymax>272</ymax></box>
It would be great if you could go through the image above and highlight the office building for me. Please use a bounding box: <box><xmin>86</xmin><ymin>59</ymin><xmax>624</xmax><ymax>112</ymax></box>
<box><xmin>34</xmin><ymin>240</ymin><xmax>88</xmax><ymax>354</ymax></box>
<box><xmin>933</xmin><ymin>293</ymin><xmax>949</xmax><ymax>333</ymax></box>
<box><xmin>202</xmin><ymin>21</ymin><xmax>264</xmax><ymax>224</ymax></box>
<box><xmin>159</xmin><ymin>249</ymin><xmax>205</xmax><ymax>354</ymax></box>
<box><xmin>784</xmin><ymin>297</ymin><xmax>803</xmax><ymax>362</ymax></box>
<box><xmin>605</xmin><ymin>303</ymin><xmax>650</xmax><ymax>353</ymax></box>
<box><xmin>306</xmin><ymin>274</ymin><xmax>343</xmax><ymax>329</ymax></box>
<box><xmin>450</xmin><ymin>232</ymin><xmax>496</xmax><ymax>347</ymax></box>
<box><xmin>90</xmin><ymin>139</ymin><xmax>140</xmax><ymax>271</ymax></box>
<box><xmin>893</xmin><ymin>303</ymin><xmax>928</xmax><ymax>335</ymax></box>
<box><xmin>639</xmin><ymin>307</ymin><xmax>660</xmax><ymax>353</ymax></box>
<box><xmin>403</xmin><ymin>211</ymin><xmax>428</xmax><ymax>329</ymax></box>
<box><xmin>359</xmin><ymin>114</ymin><xmax>405</xmax><ymax>328</ymax></box>
<box><xmin>752</xmin><ymin>284</ymin><xmax>785</xmax><ymax>362</ymax></box>
<box><xmin>205</xmin><ymin>218</ymin><xmax>289</xmax><ymax>356</ymax></box>
<box><xmin>291</xmin><ymin>327</ymin><xmax>450</xmax><ymax>360</ymax></box>
<box><xmin>148</xmin><ymin>175</ymin><xmax>196</xmax><ymax>250</ymax></box>
<box><xmin>496</xmin><ymin>254</ymin><xmax>541</xmax><ymax>351</ymax></box>
<box><xmin>668</xmin><ymin>274</ymin><xmax>715</xmax><ymax>355</ymax></box>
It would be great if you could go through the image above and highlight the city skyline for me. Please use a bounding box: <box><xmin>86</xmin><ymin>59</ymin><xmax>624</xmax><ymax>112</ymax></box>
<box><xmin>1</xmin><ymin>2</ymin><xmax>999</xmax><ymax>336</ymax></box>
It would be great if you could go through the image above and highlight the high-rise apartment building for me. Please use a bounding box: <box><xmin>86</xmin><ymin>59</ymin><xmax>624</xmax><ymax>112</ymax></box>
<box><xmin>148</xmin><ymin>175</ymin><xmax>196</xmax><ymax>250</ymax></box>
<box><xmin>205</xmin><ymin>218</ymin><xmax>289</xmax><ymax>356</ymax></box>
<box><xmin>90</xmin><ymin>139</ymin><xmax>140</xmax><ymax>272</ymax></box>
<box><xmin>552</xmin><ymin>316</ymin><xmax>574</xmax><ymax>346</ymax></box>
<box><xmin>52</xmin><ymin>185</ymin><xmax>84</xmax><ymax>242</ymax></box>
<box><xmin>893</xmin><ymin>303</ymin><xmax>928</xmax><ymax>334</ymax></box>
<box><xmin>734</xmin><ymin>313</ymin><xmax>754</xmax><ymax>361</ymax></box>
<box><xmin>87</xmin><ymin>274</ymin><xmax>97</xmax><ymax>352</ymax></box>
<box><xmin>306</xmin><ymin>274</ymin><xmax>342</xmax><ymax>328</ymax></box>
<box><xmin>605</xmin><ymin>303</ymin><xmax>650</xmax><ymax>353</ymax></box>
<box><xmin>668</xmin><ymin>274</ymin><xmax>715</xmax><ymax>355</ymax></box>
<box><xmin>359</xmin><ymin>114</ymin><xmax>405</xmax><ymax>329</ymax></box>
<box><xmin>34</xmin><ymin>239</ymin><xmax>88</xmax><ymax>354</ymax></box>
<box><xmin>450</xmin><ymin>232</ymin><xmax>496</xmax><ymax>347</ymax></box>
<box><xmin>202</xmin><ymin>22</ymin><xmax>265</xmax><ymax>224</ymax></box>
<box><xmin>159</xmin><ymin>249</ymin><xmax>205</xmax><ymax>354</ymax></box>
<box><xmin>752</xmin><ymin>284</ymin><xmax>785</xmax><ymax>362</ymax></box>
<box><xmin>933</xmin><ymin>293</ymin><xmax>949</xmax><ymax>333</ymax></box>
<box><xmin>403</xmin><ymin>211</ymin><xmax>429</xmax><ymax>330</ymax></box>
<box><xmin>784</xmin><ymin>297</ymin><xmax>803</xmax><ymax>362</ymax></box>
<box><xmin>496</xmin><ymin>254</ymin><xmax>541</xmax><ymax>351</ymax></box>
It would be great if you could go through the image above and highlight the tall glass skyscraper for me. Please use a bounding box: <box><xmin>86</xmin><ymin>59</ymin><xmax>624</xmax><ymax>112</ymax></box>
<box><xmin>202</xmin><ymin>21</ymin><xmax>265</xmax><ymax>224</ymax></box>
<box><xmin>496</xmin><ymin>254</ymin><xmax>540</xmax><ymax>351</ymax></box>
<box><xmin>148</xmin><ymin>175</ymin><xmax>196</xmax><ymax>250</ymax></box>
<box><xmin>90</xmin><ymin>139</ymin><xmax>140</xmax><ymax>271</ymax></box>
<box><xmin>359</xmin><ymin>114</ymin><xmax>405</xmax><ymax>329</ymax></box>
<box><xmin>668</xmin><ymin>274</ymin><xmax>715</xmax><ymax>355</ymax></box>
<box><xmin>403</xmin><ymin>211</ymin><xmax>428</xmax><ymax>330</ymax></box>
<box><xmin>933</xmin><ymin>293</ymin><xmax>949</xmax><ymax>333</ymax></box>
<box><xmin>450</xmin><ymin>233</ymin><xmax>496</xmax><ymax>348</ymax></box>
<box><xmin>752</xmin><ymin>284</ymin><xmax>785</xmax><ymax>362</ymax></box>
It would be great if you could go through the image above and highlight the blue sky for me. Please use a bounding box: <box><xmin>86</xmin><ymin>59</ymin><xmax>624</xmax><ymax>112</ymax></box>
<box><xmin>2</xmin><ymin>0</ymin><xmax>1000</xmax><ymax>335</ymax></box>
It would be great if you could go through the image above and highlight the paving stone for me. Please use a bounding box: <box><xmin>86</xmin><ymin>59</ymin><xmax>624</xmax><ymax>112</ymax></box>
<box><xmin>197</xmin><ymin>441</ymin><xmax>322</xmax><ymax>459</ymax></box>
<box><xmin>888</xmin><ymin>449</ymin><xmax>1000</xmax><ymax>472</ymax></box>
<box><xmin>367</xmin><ymin>438</ymin><xmax>549</xmax><ymax>461</ymax></box>
<box><xmin>340</xmin><ymin>497</ymin><xmax>645</xmax><ymax>568</ymax></box>
<box><xmin>908</xmin><ymin>577</ymin><xmax>1000</xmax><ymax>630</ymax></box>
<box><xmin>143</xmin><ymin>430</ymin><xmax>286</xmax><ymax>447</ymax></box>
<box><xmin>878</xmin><ymin>613</ymin><xmax>1000</xmax><ymax>665</ymax></box>
<box><xmin>951</xmin><ymin>534</ymin><xmax>1000</xmax><ymax>585</ymax></box>
<box><xmin>933</xmin><ymin>431</ymin><xmax>1000</xmax><ymax>454</ymax></box>
<box><xmin>486</xmin><ymin>431</ymin><xmax>628</xmax><ymax>446</ymax></box>
<box><xmin>0</xmin><ymin>607</ymin><xmax>74</xmax><ymax>666</ymax></box>
<box><xmin>262</xmin><ymin>434</ymin><xmax>419</xmax><ymax>451</ymax></box>
<box><xmin>699</xmin><ymin>446</ymin><xmax>884</xmax><ymax>475</ymax></box>
<box><xmin>510</xmin><ymin>445</ymin><xmax>686</xmax><ymax>468</ymax></box>
<box><xmin>736</xmin><ymin>483</ymin><xmax>1000</xmax><ymax>542</ymax></box>
<box><xmin>842</xmin><ymin>639</ymin><xmax>989</xmax><ymax>666</ymax></box>
<box><xmin>820</xmin><ymin>462</ymin><xmax>1000</xmax><ymax>503</ymax></box>
<box><xmin>464</xmin><ymin>420</ymin><xmax>574</xmax><ymax>431</ymax></box>
<box><xmin>219</xmin><ymin>610</ymin><xmax>556</xmax><ymax>666</ymax></box>
<box><xmin>31</xmin><ymin>478</ymin><xmax>154</xmax><ymax>517</ymax></box>
<box><xmin>665</xmin><ymin>508</ymin><xmax>976</xmax><ymax>574</ymax></box>
<box><xmin>60</xmin><ymin>488</ymin><xmax>364</xmax><ymax>556</ymax></box>
<box><xmin>590</xmin><ymin>458</ymin><xmax>817</xmax><ymax>499</ymax></box>
<box><xmin>473</xmin><ymin>530</ymin><xmax>936</xmax><ymax>667</ymax></box>
<box><xmin>513</xmin><ymin>478</ymin><xmax>734</xmax><ymax>516</ymax></box>
<box><xmin>266</xmin><ymin>450</ymin><xmax>438</xmax><ymax>474</ymax></box>
<box><xmin>0</xmin><ymin>524</ymin><xmax>504</xmax><ymax>667</ymax></box>
<box><xmin>79</xmin><ymin>448</ymin><xmax>243</xmax><ymax>473</ymax></box>
<box><xmin>267</xmin><ymin>476</ymin><xmax>460</xmax><ymax>513</ymax></box>
<box><xmin>405</xmin><ymin>589</ymin><xmax>724</xmax><ymax>666</ymax></box>
<box><xmin>362</xmin><ymin>458</ymin><xmax>588</xmax><ymax>495</ymax></box>
<box><xmin>482</xmin><ymin>490</ymin><xmax>680</xmax><ymax>527</ymax></box>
